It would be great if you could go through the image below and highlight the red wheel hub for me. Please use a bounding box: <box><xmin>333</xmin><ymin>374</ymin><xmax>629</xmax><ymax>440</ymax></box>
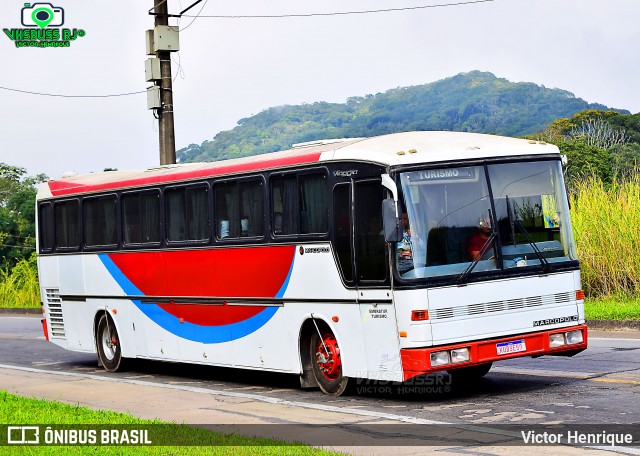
<box><xmin>315</xmin><ymin>333</ymin><xmax>342</xmax><ymax>381</ymax></box>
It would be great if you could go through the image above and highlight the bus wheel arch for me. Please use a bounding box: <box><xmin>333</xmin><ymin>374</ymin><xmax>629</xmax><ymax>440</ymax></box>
<box><xmin>300</xmin><ymin>317</ymin><xmax>351</xmax><ymax>396</ymax></box>
<box><xmin>94</xmin><ymin>311</ymin><xmax>125</xmax><ymax>372</ymax></box>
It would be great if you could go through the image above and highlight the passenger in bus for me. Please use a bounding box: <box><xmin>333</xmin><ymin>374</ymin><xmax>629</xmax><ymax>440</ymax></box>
<box><xmin>467</xmin><ymin>215</ymin><xmax>493</xmax><ymax>260</ymax></box>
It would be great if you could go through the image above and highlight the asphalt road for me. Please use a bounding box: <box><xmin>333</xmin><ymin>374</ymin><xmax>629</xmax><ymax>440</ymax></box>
<box><xmin>1</xmin><ymin>315</ymin><xmax>639</xmax><ymax>429</ymax></box>
<box><xmin>0</xmin><ymin>316</ymin><xmax>640</xmax><ymax>455</ymax></box>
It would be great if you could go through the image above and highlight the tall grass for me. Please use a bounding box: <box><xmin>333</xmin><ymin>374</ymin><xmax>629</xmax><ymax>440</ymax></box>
<box><xmin>570</xmin><ymin>174</ymin><xmax>640</xmax><ymax>298</ymax></box>
<box><xmin>0</xmin><ymin>255</ymin><xmax>40</xmax><ymax>308</ymax></box>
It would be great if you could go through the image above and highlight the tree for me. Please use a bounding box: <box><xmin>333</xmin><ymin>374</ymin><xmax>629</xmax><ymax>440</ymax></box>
<box><xmin>558</xmin><ymin>141</ymin><xmax>613</xmax><ymax>188</ymax></box>
<box><xmin>609</xmin><ymin>143</ymin><xmax>640</xmax><ymax>178</ymax></box>
<box><xmin>0</xmin><ymin>164</ymin><xmax>46</xmax><ymax>269</ymax></box>
<box><xmin>569</xmin><ymin>117</ymin><xmax>628</xmax><ymax>149</ymax></box>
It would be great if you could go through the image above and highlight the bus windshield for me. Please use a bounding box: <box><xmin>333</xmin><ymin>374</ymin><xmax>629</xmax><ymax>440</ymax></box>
<box><xmin>397</xmin><ymin>160</ymin><xmax>577</xmax><ymax>279</ymax></box>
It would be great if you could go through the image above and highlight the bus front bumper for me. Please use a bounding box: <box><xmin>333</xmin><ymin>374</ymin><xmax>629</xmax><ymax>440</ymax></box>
<box><xmin>400</xmin><ymin>324</ymin><xmax>588</xmax><ymax>381</ymax></box>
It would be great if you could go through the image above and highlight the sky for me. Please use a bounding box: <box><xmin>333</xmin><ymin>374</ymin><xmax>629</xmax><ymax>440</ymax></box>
<box><xmin>0</xmin><ymin>0</ymin><xmax>638</xmax><ymax>179</ymax></box>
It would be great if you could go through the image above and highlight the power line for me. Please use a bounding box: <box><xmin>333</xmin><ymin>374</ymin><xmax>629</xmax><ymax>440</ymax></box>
<box><xmin>1</xmin><ymin>0</ymin><xmax>495</xmax><ymax>99</ymax></box>
<box><xmin>182</xmin><ymin>0</ymin><xmax>495</xmax><ymax>19</ymax></box>
<box><xmin>0</xmin><ymin>86</ymin><xmax>145</xmax><ymax>98</ymax></box>
<box><xmin>179</xmin><ymin>0</ymin><xmax>209</xmax><ymax>31</ymax></box>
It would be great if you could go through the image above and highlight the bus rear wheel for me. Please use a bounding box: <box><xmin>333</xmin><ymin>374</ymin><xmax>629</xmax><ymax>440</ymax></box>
<box><xmin>96</xmin><ymin>313</ymin><xmax>124</xmax><ymax>372</ymax></box>
<box><xmin>310</xmin><ymin>326</ymin><xmax>350</xmax><ymax>396</ymax></box>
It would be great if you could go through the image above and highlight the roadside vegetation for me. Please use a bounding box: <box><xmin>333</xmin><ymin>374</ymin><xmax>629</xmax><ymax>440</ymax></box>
<box><xmin>569</xmin><ymin>175</ymin><xmax>640</xmax><ymax>320</ymax></box>
<box><xmin>0</xmin><ymin>390</ymin><xmax>339</xmax><ymax>455</ymax></box>
<box><xmin>0</xmin><ymin>255</ymin><xmax>39</xmax><ymax>309</ymax></box>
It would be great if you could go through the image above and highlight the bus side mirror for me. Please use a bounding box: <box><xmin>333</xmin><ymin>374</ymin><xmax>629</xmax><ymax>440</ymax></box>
<box><xmin>382</xmin><ymin>199</ymin><xmax>402</xmax><ymax>243</ymax></box>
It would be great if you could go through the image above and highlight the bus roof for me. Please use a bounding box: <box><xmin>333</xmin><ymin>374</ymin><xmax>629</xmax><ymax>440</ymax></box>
<box><xmin>38</xmin><ymin>131</ymin><xmax>559</xmax><ymax>199</ymax></box>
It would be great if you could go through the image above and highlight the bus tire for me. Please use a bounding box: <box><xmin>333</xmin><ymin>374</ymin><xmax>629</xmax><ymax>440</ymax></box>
<box><xmin>447</xmin><ymin>362</ymin><xmax>492</xmax><ymax>381</ymax></box>
<box><xmin>96</xmin><ymin>313</ymin><xmax>124</xmax><ymax>372</ymax></box>
<box><xmin>310</xmin><ymin>325</ymin><xmax>350</xmax><ymax>396</ymax></box>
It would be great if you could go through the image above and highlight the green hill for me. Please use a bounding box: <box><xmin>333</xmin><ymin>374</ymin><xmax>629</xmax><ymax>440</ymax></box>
<box><xmin>177</xmin><ymin>71</ymin><xmax>628</xmax><ymax>163</ymax></box>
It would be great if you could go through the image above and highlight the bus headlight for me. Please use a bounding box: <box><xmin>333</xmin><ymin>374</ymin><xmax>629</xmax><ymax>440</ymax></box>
<box><xmin>450</xmin><ymin>347</ymin><xmax>470</xmax><ymax>363</ymax></box>
<box><xmin>430</xmin><ymin>351</ymin><xmax>450</xmax><ymax>367</ymax></box>
<box><xmin>549</xmin><ymin>333</ymin><xmax>566</xmax><ymax>348</ymax></box>
<box><xmin>565</xmin><ymin>330</ymin><xmax>583</xmax><ymax>345</ymax></box>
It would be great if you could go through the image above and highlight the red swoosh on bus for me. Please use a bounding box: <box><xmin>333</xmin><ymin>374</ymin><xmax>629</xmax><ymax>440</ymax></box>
<box><xmin>107</xmin><ymin>246</ymin><xmax>295</xmax><ymax>326</ymax></box>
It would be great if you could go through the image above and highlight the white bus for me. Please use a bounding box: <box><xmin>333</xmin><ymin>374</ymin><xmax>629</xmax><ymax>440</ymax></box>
<box><xmin>36</xmin><ymin>131</ymin><xmax>587</xmax><ymax>395</ymax></box>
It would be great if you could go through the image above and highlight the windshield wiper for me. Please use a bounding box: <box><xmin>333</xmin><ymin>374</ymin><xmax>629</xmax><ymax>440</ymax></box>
<box><xmin>456</xmin><ymin>232</ymin><xmax>496</xmax><ymax>284</ymax></box>
<box><xmin>513</xmin><ymin>219</ymin><xmax>550</xmax><ymax>272</ymax></box>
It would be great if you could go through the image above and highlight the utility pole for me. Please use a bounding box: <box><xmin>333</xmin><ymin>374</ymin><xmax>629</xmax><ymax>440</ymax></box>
<box><xmin>153</xmin><ymin>0</ymin><xmax>176</xmax><ymax>165</ymax></box>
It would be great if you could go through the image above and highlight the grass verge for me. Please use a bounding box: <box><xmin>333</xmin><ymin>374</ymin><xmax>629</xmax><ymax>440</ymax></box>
<box><xmin>0</xmin><ymin>390</ymin><xmax>340</xmax><ymax>455</ymax></box>
<box><xmin>584</xmin><ymin>296</ymin><xmax>640</xmax><ymax>320</ymax></box>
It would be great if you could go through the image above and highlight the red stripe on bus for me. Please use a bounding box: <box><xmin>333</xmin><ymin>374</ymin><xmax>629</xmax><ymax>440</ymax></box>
<box><xmin>107</xmin><ymin>246</ymin><xmax>295</xmax><ymax>326</ymax></box>
<box><xmin>48</xmin><ymin>152</ymin><xmax>323</xmax><ymax>196</ymax></box>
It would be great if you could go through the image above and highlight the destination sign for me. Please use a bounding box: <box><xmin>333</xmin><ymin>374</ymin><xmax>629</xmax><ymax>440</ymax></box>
<box><xmin>406</xmin><ymin>167</ymin><xmax>476</xmax><ymax>183</ymax></box>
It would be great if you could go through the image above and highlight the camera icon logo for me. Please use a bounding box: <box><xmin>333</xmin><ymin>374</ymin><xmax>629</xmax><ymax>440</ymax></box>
<box><xmin>21</xmin><ymin>3</ymin><xmax>65</xmax><ymax>28</ymax></box>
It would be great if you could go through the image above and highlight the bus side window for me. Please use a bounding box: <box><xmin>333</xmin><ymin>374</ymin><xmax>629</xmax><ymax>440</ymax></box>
<box><xmin>355</xmin><ymin>181</ymin><xmax>387</xmax><ymax>282</ymax></box>
<box><xmin>186</xmin><ymin>186</ymin><xmax>209</xmax><ymax>241</ymax></box>
<box><xmin>215</xmin><ymin>183</ymin><xmax>238</xmax><ymax>239</ymax></box>
<box><xmin>54</xmin><ymin>200</ymin><xmax>80</xmax><ymax>250</ymax></box>
<box><xmin>299</xmin><ymin>173</ymin><xmax>327</xmax><ymax>234</ymax></box>
<box><xmin>271</xmin><ymin>176</ymin><xmax>297</xmax><ymax>235</ymax></box>
<box><xmin>122</xmin><ymin>191</ymin><xmax>160</xmax><ymax>245</ymax></box>
<box><xmin>38</xmin><ymin>203</ymin><xmax>54</xmax><ymax>252</ymax></box>
<box><xmin>166</xmin><ymin>185</ymin><xmax>209</xmax><ymax>243</ymax></box>
<box><xmin>332</xmin><ymin>184</ymin><xmax>353</xmax><ymax>283</ymax></box>
<box><xmin>166</xmin><ymin>188</ymin><xmax>187</xmax><ymax>241</ymax></box>
<box><xmin>240</xmin><ymin>180</ymin><xmax>264</xmax><ymax>237</ymax></box>
<box><xmin>84</xmin><ymin>195</ymin><xmax>117</xmax><ymax>247</ymax></box>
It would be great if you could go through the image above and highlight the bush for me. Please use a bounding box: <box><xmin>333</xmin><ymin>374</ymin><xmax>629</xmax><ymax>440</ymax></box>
<box><xmin>570</xmin><ymin>175</ymin><xmax>640</xmax><ymax>297</ymax></box>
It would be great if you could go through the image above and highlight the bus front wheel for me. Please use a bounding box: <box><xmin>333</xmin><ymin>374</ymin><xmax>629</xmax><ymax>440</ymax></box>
<box><xmin>96</xmin><ymin>313</ymin><xmax>124</xmax><ymax>372</ymax></box>
<box><xmin>310</xmin><ymin>326</ymin><xmax>350</xmax><ymax>396</ymax></box>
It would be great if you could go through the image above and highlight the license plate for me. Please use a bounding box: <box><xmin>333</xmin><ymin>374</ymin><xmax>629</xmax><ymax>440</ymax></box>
<box><xmin>496</xmin><ymin>339</ymin><xmax>526</xmax><ymax>355</ymax></box>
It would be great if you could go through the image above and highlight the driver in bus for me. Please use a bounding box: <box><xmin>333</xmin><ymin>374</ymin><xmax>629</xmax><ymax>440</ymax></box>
<box><xmin>467</xmin><ymin>214</ymin><xmax>493</xmax><ymax>260</ymax></box>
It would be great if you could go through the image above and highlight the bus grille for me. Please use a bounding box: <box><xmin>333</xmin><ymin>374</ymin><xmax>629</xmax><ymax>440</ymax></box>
<box><xmin>430</xmin><ymin>292</ymin><xmax>575</xmax><ymax>320</ymax></box>
<box><xmin>45</xmin><ymin>288</ymin><xmax>65</xmax><ymax>339</ymax></box>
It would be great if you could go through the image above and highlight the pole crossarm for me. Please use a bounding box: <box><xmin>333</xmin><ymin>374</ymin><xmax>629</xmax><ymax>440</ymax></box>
<box><xmin>149</xmin><ymin>0</ymin><xmax>203</xmax><ymax>18</ymax></box>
